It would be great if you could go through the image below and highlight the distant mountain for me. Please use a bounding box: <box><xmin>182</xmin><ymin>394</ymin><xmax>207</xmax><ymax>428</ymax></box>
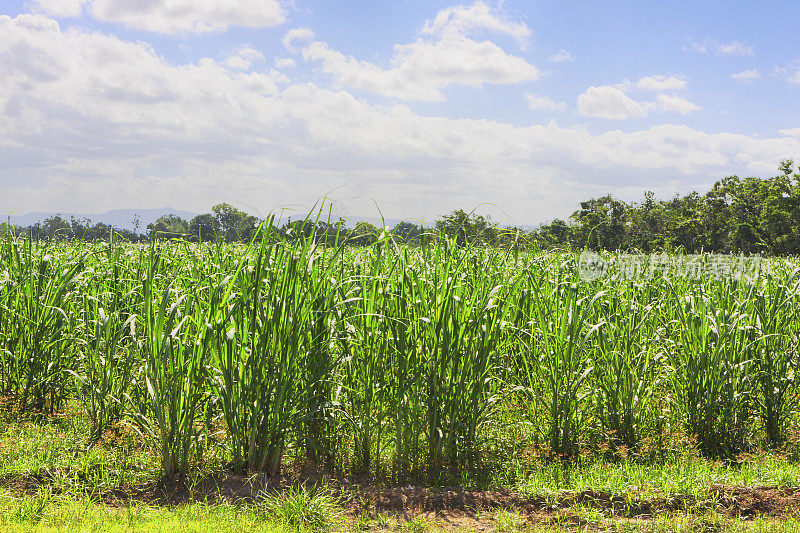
<box><xmin>5</xmin><ymin>208</ymin><xmax>197</xmax><ymax>232</ymax></box>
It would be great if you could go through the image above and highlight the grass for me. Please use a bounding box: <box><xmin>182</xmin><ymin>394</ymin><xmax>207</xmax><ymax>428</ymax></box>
<box><xmin>513</xmin><ymin>454</ymin><xmax>800</xmax><ymax>501</ymax></box>
<box><xmin>5</xmin><ymin>494</ymin><xmax>800</xmax><ymax>532</ymax></box>
<box><xmin>0</xmin><ymin>407</ymin><xmax>155</xmax><ymax>497</ymax></box>
<box><xmin>1</xmin><ymin>407</ymin><xmax>800</xmax><ymax>531</ymax></box>
<box><xmin>259</xmin><ymin>485</ymin><xmax>342</xmax><ymax>532</ymax></box>
<box><xmin>0</xmin><ymin>492</ymin><xmax>287</xmax><ymax>532</ymax></box>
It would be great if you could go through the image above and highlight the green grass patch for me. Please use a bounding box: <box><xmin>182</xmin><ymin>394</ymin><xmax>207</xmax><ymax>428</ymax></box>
<box><xmin>514</xmin><ymin>454</ymin><xmax>800</xmax><ymax>501</ymax></box>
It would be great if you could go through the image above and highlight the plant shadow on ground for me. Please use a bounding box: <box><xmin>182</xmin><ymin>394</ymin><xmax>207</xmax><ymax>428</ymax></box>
<box><xmin>5</xmin><ymin>402</ymin><xmax>800</xmax><ymax>531</ymax></box>
<box><xmin>6</xmin><ymin>454</ymin><xmax>800</xmax><ymax>525</ymax></box>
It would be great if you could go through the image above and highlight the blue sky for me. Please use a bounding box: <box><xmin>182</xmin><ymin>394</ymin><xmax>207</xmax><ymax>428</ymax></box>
<box><xmin>1</xmin><ymin>0</ymin><xmax>798</xmax><ymax>225</ymax></box>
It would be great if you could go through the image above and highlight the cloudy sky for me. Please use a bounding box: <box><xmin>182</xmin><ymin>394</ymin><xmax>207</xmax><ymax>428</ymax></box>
<box><xmin>1</xmin><ymin>0</ymin><xmax>799</xmax><ymax>225</ymax></box>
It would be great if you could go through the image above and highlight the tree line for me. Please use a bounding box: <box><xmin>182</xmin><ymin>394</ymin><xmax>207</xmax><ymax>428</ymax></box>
<box><xmin>535</xmin><ymin>159</ymin><xmax>800</xmax><ymax>255</ymax></box>
<box><xmin>3</xmin><ymin>159</ymin><xmax>798</xmax><ymax>255</ymax></box>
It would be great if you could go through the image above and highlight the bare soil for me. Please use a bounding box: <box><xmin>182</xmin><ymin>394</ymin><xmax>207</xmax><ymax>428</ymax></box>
<box><xmin>4</xmin><ymin>469</ymin><xmax>800</xmax><ymax>522</ymax></box>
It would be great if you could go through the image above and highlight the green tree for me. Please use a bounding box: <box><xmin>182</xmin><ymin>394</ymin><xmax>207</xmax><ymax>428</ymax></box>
<box><xmin>41</xmin><ymin>214</ymin><xmax>71</xmax><ymax>240</ymax></box>
<box><xmin>212</xmin><ymin>203</ymin><xmax>259</xmax><ymax>242</ymax></box>
<box><xmin>531</xmin><ymin>218</ymin><xmax>573</xmax><ymax>249</ymax></box>
<box><xmin>148</xmin><ymin>214</ymin><xmax>189</xmax><ymax>239</ymax></box>
<box><xmin>624</xmin><ymin>191</ymin><xmax>669</xmax><ymax>252</ymax></box>
<box><xmin>189</xmin><ymin>214</ymin><xmax>219</xmax><ymax>242</ymax></box>
<box><xmin>435</xmin><ymin>209</ymin><xmax>496</xmax><ymax>245</ymax></box>
<box><xmin>391</xmin><ymin>221</ymin><xmax>423</xmax><ymax>243</ymax></box>
<box><xmin>570</xmin><ymin>195</ymin><xmax>627</xmax><ymax>250</ymax></box>
<box><xmin>664</xmin><ymin>192</ymin><xmax>706</xmax><ymax>252</ymax></box>
<box><xmin>779</xmin><ymin>158</ymin><xmax>795</xmax><ymax>176</ymax></box>
<box><xmin>350</xmin><ymin>221</ymin><xmax>379</xmax><ymax>246</ymax></box>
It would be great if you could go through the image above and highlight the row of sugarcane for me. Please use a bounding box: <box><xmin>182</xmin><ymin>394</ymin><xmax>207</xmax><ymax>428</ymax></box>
<box><xmin>1</xmin><ymin>220</ymin><xmax>799</xmax><ymax>477</ymax></box>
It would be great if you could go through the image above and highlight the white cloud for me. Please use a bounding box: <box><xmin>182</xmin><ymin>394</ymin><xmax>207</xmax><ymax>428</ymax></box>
<box><xmin>577</xmin><ymin>86</ymin><xmax>647</xmax><ymax>119</ymax></box>
<box><xmin>236</xmin><ymin>46</ymin><xmax>265</xmax><ymax>62</ymax></box>
<box><xmin>730</xmin><ymin>68</ymin><xmax>761</xmax><ymax>82</ymax></box>
<box><xmin>656</xmin><ymin>93</ymin><xmax>702</xmax><ymax>115</ymax></box>
<box><xmin>636</xmin><ymin>75</ymin><xmax>686</xmax><ymax>91</ymax></box>
<box><xmin>275</xmin><ymin>57</ymin><xmax>296</xmax><ymax>69</ymax></box>
<box><xmin>223</xmin><ymin>56</ymin><xmax>251</xmax><ymax>70</ymax></box>
<box><xmin>525</xmin><ymin>93</ymin><xmax>566</xmax><ymax>111</ymax></box>
<box><xmin>686</xmin><ymin>38</ymin><xmax>710</xmax><ymax>54</ymax></box>
<box><xmin>28</xmin><ymin>0</ymin><xmax>86</xmax><ymax>17</ymax></box>
<box><xmin>296</xmin><ymin>35</ymin><xmax>539</xmax><ymax>101</ymax></box>
<box><xmin>0</xmin><ymin>14</ymin><xmax>796</xmax><ymax>224</ymax></box>
<box><xmin>223</xmin><ymin>46</ymin><xmax>265</xmax><ymax>70</ymax></box>
<box><xmin>549</xmin><ymin>49</ymin><xmax>574</xmax><ymax>63</ymax></box>
<box><xmin>420</xmin><ymin>1</ymin><xmax>531</xmax><ymax>48</ymax></box>
<box><xmin>287</xmin><ymin>3</ymin><xmax>539</xmax><ymax>101</ymax></box>
<box><xmin>283</xmin><ymin>28</ymin><xmax>314</xmax><ymax>51</ymax></box>
<box><xmin>717</xmin><ymin>41</ymin><xmax>754</xmax><ymax>56</ymax></box>
<box><xmin>33</xmin><ymin>0</ymin><xmax>285</xmax><ymax>33</ymax></box>
<box><xmin>686</xmin><ymin>37</ymin><xmax>754</xmax><ymax>56</ymax></box>
<box><xmin>578</xmin><ymin>81</ymin><xmax>701</xmax><ymax>119</ymax></box>
<box><xmin>0</xmin><ymin>13</ymin><xmax>284</xmax><ymax>143</ymax></box>
<box><xmin>771</xmin><ymin>63</ymin><xmax>800</xmax><ymax>84</ymax></box>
